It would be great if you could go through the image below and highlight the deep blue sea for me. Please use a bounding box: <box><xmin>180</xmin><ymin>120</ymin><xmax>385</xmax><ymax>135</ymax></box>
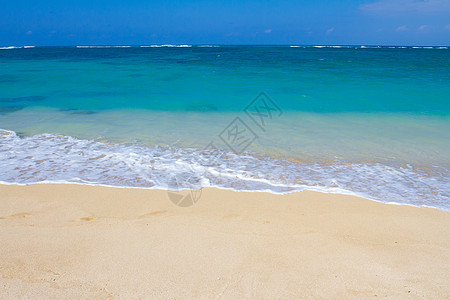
<box><xmin>0</xmin><ymin>45</ymin><xmax>449</xmax><ymax>208</ymax></box>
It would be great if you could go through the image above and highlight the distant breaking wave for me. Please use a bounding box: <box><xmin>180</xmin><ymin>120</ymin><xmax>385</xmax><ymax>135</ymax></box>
<box><xmin>76</xmin><ymin>45</ymin><xmax>132</xmax><ymax>48</ymax></box>
<box><xmin>143</xmin><ymin>45</ymin><xmax>192</xmax><ymax>48</ymax></box>
<box><xmin>1</xmin><ymin>129</ymin><xmax>448</xmax><ymax>210</ymax></box>
<box><xmin>0</xmin><ymin>46</ymin><xmax>35</xmax><ymax>50</ymax></box>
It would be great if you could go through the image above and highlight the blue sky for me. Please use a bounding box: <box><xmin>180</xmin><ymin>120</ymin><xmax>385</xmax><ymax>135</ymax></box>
<box><xmin>1</xmin><ymin>0</ymin><xmax>449</xmax><ymax>46</ymax></box>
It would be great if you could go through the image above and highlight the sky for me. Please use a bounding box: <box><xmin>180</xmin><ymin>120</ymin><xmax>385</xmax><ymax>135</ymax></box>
<box><xmin>1</xmin><ymin>0</ymin><xmax>449</xmax><ymax>46</ymax></box>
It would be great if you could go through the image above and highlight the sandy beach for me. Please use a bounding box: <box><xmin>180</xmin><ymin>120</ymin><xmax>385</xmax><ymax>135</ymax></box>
<box><xmin>0</xmin><ymin>183</ymin><xmax>449</xmax><ymax>299</ymax></box>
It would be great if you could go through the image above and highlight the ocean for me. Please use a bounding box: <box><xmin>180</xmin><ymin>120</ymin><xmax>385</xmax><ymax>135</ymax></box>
<box><xmin>0</xmin><ymin>45</ymin><xmax>449</xmax><ymax>208</ymax></box>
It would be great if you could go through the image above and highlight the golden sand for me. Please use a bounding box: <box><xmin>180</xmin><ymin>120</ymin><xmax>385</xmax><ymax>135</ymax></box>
<box><xmin>0</xmin><ymin>184</ymin><xmax>449</xmax><ymax>299</ymax></box>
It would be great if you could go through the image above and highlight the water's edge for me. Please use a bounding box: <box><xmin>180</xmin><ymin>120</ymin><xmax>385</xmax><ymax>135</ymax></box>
<box><xmin>0</xmin><ymin>181</ymin><xmax>446</xmax><ymax>212</ymax></box>
<box><xmin>1</xmin><ymin>129</ymin><xmax>448</xmax><ymax>210</ymax></box>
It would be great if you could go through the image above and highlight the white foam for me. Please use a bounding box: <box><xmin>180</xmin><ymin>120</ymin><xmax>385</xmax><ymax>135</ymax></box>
<box><xmin>148</xmin><ymin>44</ymin><xmax>192</xmax><ymax>48</ymax></box>
<box><xmin>0</xmin><ymin>129</ymin><xmax>448</xmax><ymax>210</ymax></box>
<box><xmin>76</xmin><ymin>45</ymin><xmax>132</xmax><ymax>48</ymax></box>
<box><xmin>0</xmin><ymin>46</ymin><xmax>22</xmax><ymax>50</ymax></box>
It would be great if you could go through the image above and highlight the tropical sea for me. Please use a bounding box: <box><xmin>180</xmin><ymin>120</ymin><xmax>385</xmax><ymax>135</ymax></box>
<box><xmin>0</xmin><ymin>45</ymin><xmax>449</xmax><ymax>209</ymax></box>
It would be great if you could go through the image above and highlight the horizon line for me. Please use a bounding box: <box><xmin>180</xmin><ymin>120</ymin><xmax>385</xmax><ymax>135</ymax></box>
<box><xmin>1</xmin><ymin>44</ymin><xmax>449</xmax><ymax>48</ymax></box>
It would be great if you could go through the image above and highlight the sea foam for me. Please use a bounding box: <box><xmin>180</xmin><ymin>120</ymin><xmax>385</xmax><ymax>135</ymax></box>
<box><xmin>1</xmin><ymin>129</ymin><xmax>448</xmax><ymax>210</ymax></box>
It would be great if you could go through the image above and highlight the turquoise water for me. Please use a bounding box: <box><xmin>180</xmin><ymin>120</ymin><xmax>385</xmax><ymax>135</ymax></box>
<box><xmin>0</xmin><ymin>46</ymin><xmax>449</xmax><ymax>208</ymax></box>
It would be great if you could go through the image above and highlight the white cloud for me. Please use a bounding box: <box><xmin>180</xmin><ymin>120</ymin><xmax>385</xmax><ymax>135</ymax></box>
<box><xmin>360</xmin><ymin>0</ymin><xmax>450</xmax><ymax>14</ymax></box>
<box><xmin>326</xmin><ymin>28</ymin><xmax>335</xmax><ymax>35</ymax></box>
<box><xmin>26</xmin><ymin>30</ymin><xmax>32</xmax><ymax>35</ymax></box>
<box><xmin>396</xmin><ymin>25</ymin><xmax>408</xmax><ymax>31</ymax></box>
<box><xmin>264</xmin><ymin>29</ymin><xmax>272</xmax><ymax>34</ymax></box>
<box><xmin>418</xmin><ymin>24</ymin><xmax>429</xmax><ymax>31</ymax></box>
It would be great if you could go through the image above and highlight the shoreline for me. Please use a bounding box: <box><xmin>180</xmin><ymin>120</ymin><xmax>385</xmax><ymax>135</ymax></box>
<box><xmin>1</xmin><ymin>127</ymin><xmax>449</xmax><ymax>210</ymax></box>
<box><xmin>1</xmin><ymin>183</ymin><xmax>449</xmax><ymax>298</ymax></box>
<box><xmin>1</xmin><ymin>181</ymin><xmax>447</xmax><ymax>212</ymax></box>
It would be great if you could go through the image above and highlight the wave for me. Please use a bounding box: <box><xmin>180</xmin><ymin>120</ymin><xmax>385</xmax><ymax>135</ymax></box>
<box><xmin>411</xmin><ymin>46</ymin><xmax>437</xmax><ymax>49</ymax></box>
<box><xmin>0</xmin><ymin>129</ymin><xmax>448</xmax><ymax>209</ymax></box>
<box><xmin>145</xmin><ymin>44</ymin><xmax>192</xmax><ymax>48</ymax></box>
<box><xmin>0</xmin><ymin>46</ymin><xmax>30</xmax><ymax>50</ymax></box>
<box><xmin>309</xmin><ymin>45</ymin><xmax>448</xmax><ymax>50</ymax></box>
<box><xmin>76</xmin><ymin>46</ymin><xmax>132</xmax><ymax>48</ymax></box>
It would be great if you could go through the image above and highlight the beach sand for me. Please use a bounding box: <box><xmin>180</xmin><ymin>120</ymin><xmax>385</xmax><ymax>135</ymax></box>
<box><xmin>0</xmin><ymin>183</ymin><xmax>449</xmax><ymax>299</ymax></box>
